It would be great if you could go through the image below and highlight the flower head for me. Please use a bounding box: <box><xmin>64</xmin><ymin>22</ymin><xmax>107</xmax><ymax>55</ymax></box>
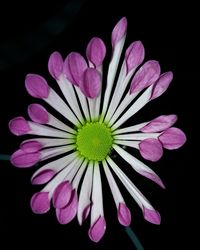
<box><xmin>9</xmin><ymin>17</ymin><xmax>186</xmax><ymax>242</ymax></box>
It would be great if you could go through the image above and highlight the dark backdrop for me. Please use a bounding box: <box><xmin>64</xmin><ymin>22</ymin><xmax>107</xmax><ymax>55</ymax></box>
<box><xmin>0</xmin><ymin>0</ymin><xmax>194</xmax><ymax>249</ymax></box>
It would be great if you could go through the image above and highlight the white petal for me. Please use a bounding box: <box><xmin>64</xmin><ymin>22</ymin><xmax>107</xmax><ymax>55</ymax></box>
<box><xmin>114</xmin><ymin>133</ymin><xmax>159</xmax><ymax>140</ymax></box>
<box><xmin>72</xmin><ymin>159</ymin><xmax>88</xmax><ymax>190</ymax></box>
<box><xmin>40</xmin><ymin>145</ymin><xmax>75</xmax><ymax>161</ymax></box>
<box><xmin>74</xmin><ymin>86</ymin><xmax>90</xmax><ymax>121</ymax></box>
<box><xmin>111</xmin><ymin>85</ymin><xmax>153</xmax><ymax>130</ymax></box>
<box><xmin>101</xmin><ymin>36</ymin><xmax>126</xmax><ymax>121</ymax></box>
<box><xmin>106</xmin><ymin>157</ymin><xmax>153</xmax><ymax>209</ymax></box>
<box><xmin>28</xmin><ymin>122</ymin><xmax>73</xmax><ymax>138</ymax></box>
<box><xmin>77</xmin><ymin>161</ymin><xmax>93</xmax><ymax>225</ymax></box>
<box><xmin>31</xmin><ymin>152</ymin><xmax>77</xmax><ymax>181</ymax></box>
<box><xmin>44</xmin><ymin>88</ymin><xmax>80</xmax><ymax>125</ymax></box>
<box><xmin>102</xmin><ymin>160</ymin><xmax>124</xmax><ymax>207</ymax></box>
<box><xmin>90</xmin><ymin>162</ymin><xmax>104</xmax><ymax>226</ymax></box>
<box><xmin>113</xmin><ymin>122</ymin><xmax>148</xmax><ymax>135</ymax></box>
<box><xmin>22</xmin><ymin>138</ymin><xmax>74</xmax><ymax>148</ymax></box>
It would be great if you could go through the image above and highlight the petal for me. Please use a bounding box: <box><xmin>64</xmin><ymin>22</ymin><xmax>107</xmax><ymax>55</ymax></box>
<box><xmin>141</xmin><ymin>114</ymin><xmax>178</xmax><ymax>133</ymax></box>
<box><xmin>130</xmin><ymin>60</ymin><xmax>160</xmax><ymax>94</ymax></box>
<box><xmin>111</xmin><ymin>17</ymin><xmax>127</xmax><ymax>48</ymax></box>
<box><xmin>20</xmin><ymin>140</ymin><xmax>43</xmax><ymax>153</ymax></box>
<box><xmin>125</xmin><ymin>41</ymin><xmax>145</xmax><ymax>74</ymax></box>
<box><xmin>150</xmin><ymin>71</ymin><xmax>173</xmax><ymax>100</ymax></box>
<box><xmin>53</xmin><ymin>181</ymin><xmax>73</xmax><ymax>209</ymax></box>
<box><xmin>118</xmin><ymin>203</ymin><xmax>131</xmax><ymax>226</ymax></box>
<box><xmin>30</xmin><ymin>192</ymin><xmax>50</xmax><ymax>214</ymax></box>
<box><xmin>88</xmin><ymin>216</ymin><xmax>106</xmax><ymax>243</ymax></box>
<box><xmin>32</xmin><ymin>169</ymin><xmax>55</xmax><ymax>185</ymax></box>
<box><xmin>11</xmin><ymin>149</ymin><xmax>40</xmax><ymax>168</ymax></box>
<box><xmin>80</xmin><ymin>68</ymin><xmax>101</xmax><ymax>98</ymax></box>
<box><xmin>25</xmin><ymin>74</ymin><xmax>49</xmax><ymax>98</ymax></box>
<box><xmin>86</xmin><ymin>37</ymin><xmax>106</xmax><ymax>67</ymax></box>
<box><xmin>139</xmin><ymin>138</ymin><xmax>163</xmax><ymax>162</ymax></box>
<box><xmin>139</xmin><ymin>171</ymin><xmax>165</xmax><ymax>189</ymax></box>
<box><xmin>9</xmin><ymin>116</ymin><xmax>31</xmax><ymax>136</ymax></box>
<box><xmin>56</xmin><ymin>190</ymin><xmax>78</xmax><ymax>224</ymax></box>
<box><xmin>28</xmin><ymin>104</ymin><xmax>49</xmax><ymax>124</ymax></box>
<box><xmin>63</xmin><ymin>52</ymin><xmax>87</xmax><ymax>86</ymax></box>
<box><xmin>48</xmin><ymin>51</ymin><xmax>63</xmax><ymax>80</ymax></box>
<box><xmin>159</xmin><ymin>127</ymin><xmax>186</xmax><ymax>149</ymax></box>
<box><xmin>143</xmin><ymin>207</ymin><xmax>161</xmax><ymax>225</ymax></box>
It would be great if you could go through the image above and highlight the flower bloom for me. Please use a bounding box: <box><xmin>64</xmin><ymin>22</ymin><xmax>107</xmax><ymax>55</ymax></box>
<box><xmin>9</xmin><ymin>17</ymin><xmax>186</xmax><ymax>242</ymax></box>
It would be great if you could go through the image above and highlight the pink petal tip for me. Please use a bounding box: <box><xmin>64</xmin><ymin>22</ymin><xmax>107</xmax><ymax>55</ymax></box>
<box><xmin>143</xmin><ymin>207</ymin><xmax>161</xmax><ymax>225</ymax></box>
<box><xmin>159</xmin><ymin>127</ymin><xmax>187</xmax><ymax>149</ymax></box>
<box><xmin>150</xmin><ymin>71</ymin><xmax>173</xmax><ymax>100</ymax></box>
<box><xmin>125</xmin><ymin>41</ymin><xmax>145</xmax><ymax>74</ymax></box>
<box><xmin>53</xmin><ymin>181</ymin><xmax>73</xmax><ymax>209</ymax></box>
<box><xmin>56</xmin><ymin>190</ymin><xmax>78</xmax><ymax>224</ymax></box>
<box><xmin>80</xmin><ymin>68</ymin><xmax>101</xmax><ymax>98</ymax></box>
<box><xmin>141</xmin><ymin>114</ymin><xmax>178</xmax><ymax>133</ymax></box>
<box><xmin>25</xmin><ymin>74</ymin><xmax>50</xmax><ymax>99</ymax></box>
<box><xmin>28</xmin><ymin>103</ymin><xmax>49</xmax><ymax>124</ymax></box>
<box><xmin>11</xmin><ymin>149</ymin><xmax>40</xmax><ymax>168</ymax></box>
<box><xmin>140</xmin><ymin>171</ymin><xmax>165</xmax><ymax>189</ymax></box>
<box><xmin>20</xmin><ymin>140</ymin><xmax>43</xmax><ymax>153</ymax></box>
<box><xmin>9</xmin><ymin>116</ymin><xmax>31</xmax><ymax>136</ymax></box>
<box><xmin>31</xmin><ymin>192</ymin><xmax>50</xmax><ymax>214</ymax></box>
<box><xmin>130</xmin><ymin>60</ymin><xmax>160</xmax><ymax>94</ymax></box>
<box><xmin>88</xmin><ymin>216</ymin><xmax>106</xmax><ymax>243</ymax></box>
<box><xmin>86</xmin><ymin>37</ymin><xmax>106</xmax><ymax>67</ymax></box>
<box><xmin>31</xmin><ymin>169</ymin><xmax>55</xmax><ymax>185</ymax></box>
<box><xmin>118</xmin><ymin>203</ymin><xmax>131</xmax><ymax>226</ymax></box>
<box><xmin>112</xmin><ymin>17</ymin><xmax>127</xmax><ymax>48</ymax></box>
<box><xmin>48</xmin><ymin>51</ymin><xmax>63</xmax><ymax>79</ymax></box>
<box><xmin>139</xmin><ymin>138</ymin><xmax>163</xmax><ymax>162</ymax></box>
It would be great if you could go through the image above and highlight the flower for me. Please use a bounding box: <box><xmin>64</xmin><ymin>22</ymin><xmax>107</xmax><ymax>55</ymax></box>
<box><xmin>9</xmin><ymin>17</ymin><xmax>186</xmax><ymax>243</ymax></box>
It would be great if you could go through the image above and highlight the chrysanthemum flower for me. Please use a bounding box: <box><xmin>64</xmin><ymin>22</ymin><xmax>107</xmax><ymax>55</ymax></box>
<box><xmin>9</xmin><ymin>17</ymin><xmax>186</xmax><ymax>242</ymax></box>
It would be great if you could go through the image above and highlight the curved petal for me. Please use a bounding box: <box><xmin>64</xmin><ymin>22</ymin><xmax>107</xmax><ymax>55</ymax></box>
<box><xmin>25</xmin><ymin>74</ymin><xmax>49</xmax><ymax>98</ymax></box>
<box><xmin>111</xmin><ymin>17</ymin><xmax>127</xmax><ymax>48</ymax></box>
<box><xmin>159</xmin><ymin>127</ymin><xmax>187</xmax><ymax>149</ymax></box>
<box><xmin>125</xmin><ymin>41</ymin><xmax>145</xmax><ymax>74</ymax></box>
<box><xmin>86</xmin><ymin>37</ymin><xmax>106</xmax><ymax>67</ymax></box>
<box><xmin>11</xmin><ymin>149</ymin><xmax>40</xmax><ymax>168</ymax></box>
<box><xmin>30</xmin><ymin>192</ymin><xmax>50</xmax><ymax>214</ymax></box>
<box><xmin>28</xmin><ymin>104</ymin><xmax>49</xmax><ymax>124</ymax></box>
<box><xmin>9</xmin><ymin>116</ymin><xmax>31</xmax><ymax>136</ymax></box>
<box><xmin>48</xmin><ymin>51</ymin><xmax>63</xmax><ymax>80</ymax></box>
<box><xmin>118</xmin><ymin>203</ymin><xmax>131</xmax><ymax>226</ymax></box>
<box><xmin>88</xmin><ymin>216</ymin><xmax>106</xmax><ymax>243</ymax></box>
<box><xmin>150</xmin><ymin>71</ymin><xmax>173</xmax><ymax>100</ymax></box>
<box><xmin>141</xmin><ymin>114</ymin><xmax>178</xmax><ymax>132</ymax></box>
<box><xmin>80</xmin><ymin>68</ymin><xmax>101</xmax><ymax>98</ymax></box>
<box><xmin>32</xmin><ymin>169</ymin><xmax>56</xmax><ymax>185</ymax></box>
<box><xmin>139</xmin><ymin>138</ymin><xmax>163</xmax><ymax>162</ymax></box>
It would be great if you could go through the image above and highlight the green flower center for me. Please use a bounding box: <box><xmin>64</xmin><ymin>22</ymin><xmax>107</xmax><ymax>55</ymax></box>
<box><xmin>76</xmin><ymin>122</ymin><xmax>113</xmax><ymax>161</ymax></box>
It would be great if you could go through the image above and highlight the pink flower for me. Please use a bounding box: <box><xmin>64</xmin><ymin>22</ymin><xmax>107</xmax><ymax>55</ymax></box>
<box><xmin>9</xmin><ymin>17</ymin><xmax>186</xmax><ymax>243</ymax></box>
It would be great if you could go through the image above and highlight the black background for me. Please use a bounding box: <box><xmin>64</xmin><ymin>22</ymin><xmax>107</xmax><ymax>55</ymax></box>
<box><xmin>0</xmin><ymin>0</ymin><xmax>195</xmax><ymax>249</ymax></box>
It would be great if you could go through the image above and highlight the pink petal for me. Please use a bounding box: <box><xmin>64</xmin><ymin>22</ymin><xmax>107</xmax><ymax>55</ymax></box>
<box><xmin>9</xmin><ymin>116</ymin><xmax>31</xmax><ymax>136</ymax></box>
<box><xmin>31</xmin><ymin>192</ymin><xmax>50</xmax><ymax>214</ymax></box>
<box><xmin>141</xmin><ymin>114</ymin><xmax>178</xmax><ymax>133</ymax></box>
<box><xmin>86</xmin><ymin>37</ymin><xmax>106</xmax><ymax>67</ymax></box>
<box><xmin>143</xmin><ymin>207</ymin><xmax>161</xmax><ymax>225</ymax></box>
<box><xmin>11</xmin><ymin>149</ymin><xmax>40</xmax><ymax>168</ymax></box>
<box><xmin>80</xmin><ymin>68</ymin><xmax>101</xmax><ymax>98</ymax></box>
<box><xmin>139</xmin><ymin>138</ymin><xmax>163</xmax><ymax>162</ymax></box>
<box><xmin>150</xmin><ymin>71</ymin><xmax>173</xmax><ymax>100</ymax></box>
<box><xmin>56</xmin><ymin>190</ymin><xmax>78</xmax><ymax>224</ymax></box>
<box><xmin>63</xmin><ymin>52</ymin><xmax>88</xmax><ymax>86</ymax></box>
<box><xmin>31</xmin><ymin>169</ymin><xmax>55</xmax><ymax>185</ymax></box>
<box><xmin>139</xmin><ymin>171</ymin><xmax>165</xmax><ymax>189</ymax></box>
<box><xmin>130</xmin><ymin>60</ymin><xmax>161</xmax><ymax>94</ymax></box>
<box><xmin>53</xmin><ymin>181</ymin><xmax>73</xmax><ymax>209</ymax></box>
<box><xmin>48</xmin><ymin>51</ymin><xmax>63</xmax><ymax>80</ymax></box>
<box><xmin>28</xmin><ymin>103</ymin><xmax>49</xmax><ymax>124</ymax></box>
<box><xmin>159</xmin><ymin>127</ymin><xmax>187</xmax><ymax>149</ymax></box>
<box><xmin>111</xmin><ymin>17</ymin><xmax>127</xmax><ymax>48</ymax></box>
<box><xmin>20</xmin><ymin>140</ymin><xmax>43</xmax><ymax>153</ymax></box>
<box><xmin>88</xmin><ymin>216</ymin><xmax>106</xmax><ymax>243</ymax></box>
<box><xmin>25</xmin><ymin>74</ymin><xmax>49</xmax><ymax>99</ymax></box>
<box><xmin>118</xmin><ymin>203</ymin><xmax>131</xmax><ymax>226</ymax></box>
<box><xmin>125</xmin><ymin>41</ymin><xmax>145</xmax><ymax>74</ymax></box>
